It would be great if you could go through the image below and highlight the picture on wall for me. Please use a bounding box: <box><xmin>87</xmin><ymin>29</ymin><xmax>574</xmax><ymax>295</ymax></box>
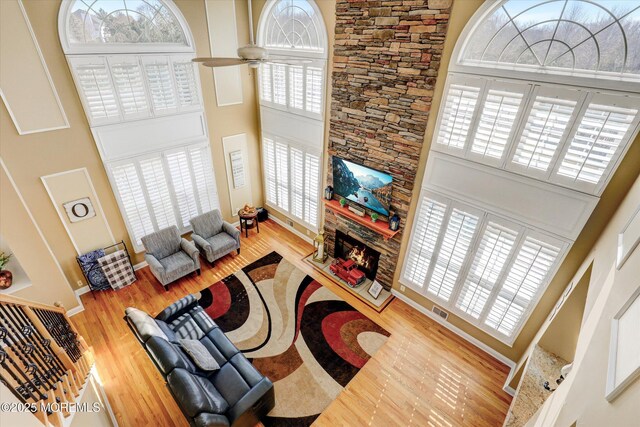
<box><xmin>63</xmin><ymin>197</ymin><xmax>96</xmax><ymax>223</ymax></box>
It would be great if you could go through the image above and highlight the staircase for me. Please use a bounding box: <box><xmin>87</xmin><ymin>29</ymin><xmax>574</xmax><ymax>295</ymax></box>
<box><xmin>0</xmin><ymin>294</ymin><xmax>94</xmax><ymax>427</ymax></box>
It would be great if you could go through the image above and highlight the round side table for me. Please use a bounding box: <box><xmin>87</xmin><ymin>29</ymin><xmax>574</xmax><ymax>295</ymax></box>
<box><xmin>238</xmin><ymin>210</ymin><xmax>259</xmax><ymax>238</ymax></box>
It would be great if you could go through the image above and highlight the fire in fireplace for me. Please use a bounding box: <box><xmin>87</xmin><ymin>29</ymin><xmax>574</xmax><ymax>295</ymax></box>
<box><xmin>334</xmin><ymin>230</ymin><xmax>380</xmax><ymax>281</ymax></box>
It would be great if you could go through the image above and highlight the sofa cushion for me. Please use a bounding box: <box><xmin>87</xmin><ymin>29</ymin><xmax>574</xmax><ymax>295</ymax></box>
<box><xmin>229</xmin><ymin>353</ymin><xmax>263</xmax><ymax>388</ymax></box>
<box><xmin>170</xmin><ymin>313</ymin><xmax>205</xmax><ymax>340</ymax></box>
<box><xmin>125</xmin><ymin>307</ymin><xmax>168</xmax><ymax>342</ymax></box>
<box><xmin>206</xmin><ymin>328</ymin><xmax>240</xmax><ymax>361</ymax></box>
<box><xmin>146</xmin><ymin>336</ymin><xmax>195</xmax><ymax>375</ymax></box>
<box><xmin>189</xmin><ymin>305</ymin><xmax>217</xmax><ymax>334</ymax></box>
<box><xmin>142</xmin><ymin>226</ymin><xmax>181</xmax><ymax>260</ymax></box>
<box><xmin>155</xmin><ymin>319</ymin><xmax>178</xmax><ymax>343</ymax></box>
<box><xmin>159</xmin><ymin>252</ymin><xmax>195</xmax><ymax>278</ymax></box>
<box><xmin>156</xmin><ymin>294</ymin><xmax>198</xmax><ymax>322</ymax></box>
<box><xmin>167</xmin><ymin>368</ymin><xmax>229</xmax><ymax>417</ymax></box>
<box><xmin>206</xmin><ymin>233</ymin><xmax>238</xmax><ymax>255</ymax></box>
<box><xmin>191</xmin><ymin>210</ymin><xmax>224</xmax><ymax>239</ymax></box>
<box><xmin>211</xmin><ymin>362</ymin><xmax>251</xmax><ymax>407</ymax></box>
<box><xmin>180</xmin><ymin>339</ymin><xmax>220</xmax><ymax>372</ymax></box>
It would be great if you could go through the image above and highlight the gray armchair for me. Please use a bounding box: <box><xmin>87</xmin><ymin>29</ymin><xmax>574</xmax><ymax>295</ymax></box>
<box><xmin>141</xmin><ymin>226</ymin><xmax>200</xmax><ymax>291</ymax></box>
<box><xmin>190</xmin><ymin>210</ymin><xmax>241</xmax><ymax>265</ymax></box>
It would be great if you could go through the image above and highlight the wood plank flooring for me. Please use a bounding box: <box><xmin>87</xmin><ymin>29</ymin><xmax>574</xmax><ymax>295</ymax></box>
<box><xmin>71</xmin><ymin>220</ymin><xmax>511</xmax><ymax>427</ymax></box>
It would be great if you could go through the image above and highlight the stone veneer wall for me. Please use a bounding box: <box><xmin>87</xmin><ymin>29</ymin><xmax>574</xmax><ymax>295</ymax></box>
<box><xmin>324</xmin><ymin>0</ymin><xmax>452</xmax><ymax>290</ymax></box>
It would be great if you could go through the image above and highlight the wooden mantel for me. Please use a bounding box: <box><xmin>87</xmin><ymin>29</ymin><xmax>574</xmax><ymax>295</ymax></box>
<box><xmin>323</xmin><ymin>199</ymin><xmax>401</xmax><ymax>240</ymax></box>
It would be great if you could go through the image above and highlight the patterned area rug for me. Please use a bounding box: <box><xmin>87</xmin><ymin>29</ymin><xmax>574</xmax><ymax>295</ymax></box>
<box><xmin>198</xmin><ymin>251</ymin><xmax>390</xmax><ymax>426</ymax></box>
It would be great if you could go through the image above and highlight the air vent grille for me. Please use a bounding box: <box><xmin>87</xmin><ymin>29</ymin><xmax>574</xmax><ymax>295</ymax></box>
<box><xmin>432</xmin><ymin>305</ymin><xmax>449</xmax><ymax>320</ymax></box>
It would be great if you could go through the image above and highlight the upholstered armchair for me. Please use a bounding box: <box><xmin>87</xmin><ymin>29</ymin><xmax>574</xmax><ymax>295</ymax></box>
<box><xmin>141</xmin><ymin>226</ymin><xmax>200</xmax><ymax>291</ymax></box>
<box><xmin>190</xmin><ymin>210</ymin><xmax>241</xmax><ymax>265</ymax></box>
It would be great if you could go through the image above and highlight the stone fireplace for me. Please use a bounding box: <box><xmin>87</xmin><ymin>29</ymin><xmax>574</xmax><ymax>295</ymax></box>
<box><xmin>324</xmin><ymin>0</ymin><xmax>452</xmax><ymax>290</ymax></box>
<box><xmin>334</xmin><ymin>230</ymin><xmax>380</xmax><ymax>281</ymax></box>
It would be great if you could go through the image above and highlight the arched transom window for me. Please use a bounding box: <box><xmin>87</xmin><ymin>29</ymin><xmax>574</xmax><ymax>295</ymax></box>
<box><xmin>260</xmin><ymin>0</ymin><xmax>326</xmax><ymax>53</ymax></box>
<box><xmin>459</xmin><ymin>0</ymin><xmax>640</xmax><ymax>80</ymax></box>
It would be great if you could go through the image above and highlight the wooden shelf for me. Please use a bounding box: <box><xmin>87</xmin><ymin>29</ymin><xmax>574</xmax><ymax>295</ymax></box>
<box><xmin>323</xmin><ymin>199</ymin><xmax>400</xmax><ymax>240</ymax></box>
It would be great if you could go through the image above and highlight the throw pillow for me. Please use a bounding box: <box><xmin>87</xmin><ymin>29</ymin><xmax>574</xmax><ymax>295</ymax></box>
<box><xmin>179</xmin><ymin>339</ymin><xmax>220</xmax><ymax>371</ymax></box>
<box><xmin>125</xmin><ymin>307</ymin><xmax>168</xmax><ymax>341</ymax></box>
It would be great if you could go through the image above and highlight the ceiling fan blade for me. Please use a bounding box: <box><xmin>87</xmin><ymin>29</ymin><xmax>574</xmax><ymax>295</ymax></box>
<box><xmin>194</xmin><ymin>58</ymin><xmax>247</xmax><ymax>67</ymax></box>
<box><xmin>266</xmin><ymin>58</ymin><xmax>312</xmax><ymax>64</ymax></box>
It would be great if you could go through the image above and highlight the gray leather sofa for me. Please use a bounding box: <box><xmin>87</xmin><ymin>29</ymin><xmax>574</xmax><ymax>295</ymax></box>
<box><xmin>141</xmin><ymin>226</ymin><xmax>200</xmax><ymax>290</ymax></box>
<box><xmin>190</xmin><ymin>210</ymin><xmax>241</xmax><ymax>265</ymax></box>
<box><xmin>125</xmin><ymin>294</ymin><xmax>274</xmax><ymax>427</ymax></box>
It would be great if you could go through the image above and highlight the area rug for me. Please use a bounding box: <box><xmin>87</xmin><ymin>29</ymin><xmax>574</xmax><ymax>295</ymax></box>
<box><xmin>198</xmin><ymin>251</ymin><xmax>390</xmax><ymax>426</ymax></box>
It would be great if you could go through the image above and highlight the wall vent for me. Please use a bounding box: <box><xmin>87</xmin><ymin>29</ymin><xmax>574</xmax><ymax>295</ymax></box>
<box><xmin>286</xmin><ymin>219</ymin><xmax>294</xmax><ymax>227</ymax></box>
<box><xmin>432</xmin><ymin>305</ymin><xmax>449</xmax><ymax>320</ymax></box>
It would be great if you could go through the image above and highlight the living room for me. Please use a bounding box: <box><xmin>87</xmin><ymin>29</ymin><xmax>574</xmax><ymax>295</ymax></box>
<box><xmin>0</xmin><ymin>0</ymin><xmax>639</xmax><ymax>426</ymax></box>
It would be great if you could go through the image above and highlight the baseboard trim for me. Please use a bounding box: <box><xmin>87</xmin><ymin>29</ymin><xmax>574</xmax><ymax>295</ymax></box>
<box><xmin>133</xmin><ymin>261</ymin><xmax>147</xmax><ymax>270</ymax></box>
<box><xmin>268</xmin><ymin>215</ymin><xmax>314</xmax><ymax>244</ymax></box>
<box><xmin>75</xmin><ymin>285</ymin><xmax>91</xmax><ymax>297</ymax></box>
<box><xmin>391</xmin><ymin>289</ymin><xmax>516</xmax><ymax>395</ymax></box>
<box><xmin>67</xmin><ymin>304</ymin><xmax>85</xmax><ymax>317</ymax></box>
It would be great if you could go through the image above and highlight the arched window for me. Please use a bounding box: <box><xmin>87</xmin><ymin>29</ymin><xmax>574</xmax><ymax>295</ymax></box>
<box><xmin>257</xmin><ymin>0</ymin><xmax>327</xmax><ymax>231</ymax></box>
<box><xmin>58</xmin><ymin>0</ymin><xmax>219</xmax><ymax>252</ymax></box>
<box><xmin>401</xmin><ymin>0</ymin><xmax>640</xmax><ymax>346</ymax></box>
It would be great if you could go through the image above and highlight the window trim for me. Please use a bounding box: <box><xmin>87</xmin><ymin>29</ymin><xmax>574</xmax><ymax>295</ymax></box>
<box><xmin>58</xmin><ymin>0</ymin><xmax>195</xmax><ymax>55</ymax></box>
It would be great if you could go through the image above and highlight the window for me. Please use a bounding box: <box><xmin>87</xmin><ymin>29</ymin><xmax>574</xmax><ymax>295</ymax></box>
<box><xmin>262</xmin><ymin>135</ymin><xmax>321</xmax><ymax>229</ymax></box>
<box><xmin>402</xmin><ymin>190</ymin><xmax>566</xmax><ymax>344</ymax></box>
<box><xmin>259</xmin><ymin>61</ymin><xmax>325</xmax><ymax>118</ymax></box>
<box><xmin>259</xmin><ymin>0</ymin><xmax>326</xmax><ymax>53</ymax></box>
<box><xmin>109</xmin><ymin>143</ymin><xmax>219</xmax><ymax>251</ymax></box>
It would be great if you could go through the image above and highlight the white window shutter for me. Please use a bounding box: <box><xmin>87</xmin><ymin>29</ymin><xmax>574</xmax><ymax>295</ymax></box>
<box><xmin>435</xmin><ymin>76</ymin><xmax>483</xmax><ymax>151</ymax></box>
<box><xmin>427</xmin><ymin>205</ymin><xmax>480</xmax><ymax>302</ymax></box>
<box><xmin>484</xmin><ymin>234</ymin><xmax>562</xmax><ymax>337</ymax></box>
<box><xmin>108</xmin><ymin>56</ymin><xmax>150</xmax><ymax>120</ymax></box>
<box><xmin>165</xmin><ymin>149</ymin><xmax>199</xmax><ymax>228</ymax></box>
<box><xmin>68</xmin><ymin>56</ymin><xmax>120</xmax><ymax>125</ymax></box>
<box><xmin>189</xmin><ymin>145</ymin><xmax>220</xmax><ymax>213</ymax></box>
<box><xmin>304</xmin><ymin>152</ymin><xmax>320</xmax><ymax>227</ymax></box>
<box><xmin>290</xmin><ymin>146</ymin><xmax>304</xmax><ymax>219</ymax></box>
<box><xmin>554</xmin><ymin>100</ymin><xmax>638</xmax><ymax>190</ymax></box>
<box><xmin>455</xmin><ymin>220</ymin><xmax>519</xmax><ymax>319</ymax></box>
<box><xmin>469</xmin><ymin>82</ymin><xmax>527</xmax><ymax>163</ymax></box>
<box><xmin>402</xmin><ymin>194</ymin><xmax>447</xmax><ymax>289</ymax></box>
<box><xmin>272</xmin><ymin>64</ymin><xmax>287</xmax><ymax>106</ymax></box>
<box><xmin>263</xmin><ymin>137</ymin><xmax>277</xmax><ymax>205</ymax></box>
<box><xmin>143</xmin><ymin>56</ymin><xmax>178</xmax><ymax>114</ymax></box>
<box><xmin>173</xmin><ymin>59</ymin><xmax>200</xmax><ymax>110</ymax></box>
<box><xmin>288</xmin><ymin>65</ymin><xmax>304</xmax><ymax>110</ymax></box>
<box><xmin>110</xmin><ymin>162</ymin><xmax>154</xmax><ymax>249</ymax></box>
<box><xmin>139</xmin><ymin>156</ymin><xmax>177</xmax><ymax>230</ymax></box>
<box><xmin>260</xmin><ymin>63</ymin><xmax>273</xmax><ymax>103</ymax></box>
<box><xmin>275</xmin><ymin>140</ymin><xmax>289</xmax><ymax>211</ymax></box>
<box><xmin>509</xmin><ymin>88</ymin><xmax>581</xmax><ymax>176</ymax></box>
<box><xmin>305</xmin><ymin>66</ymin><xmax>323</xmax><ymax>115</ymax></box>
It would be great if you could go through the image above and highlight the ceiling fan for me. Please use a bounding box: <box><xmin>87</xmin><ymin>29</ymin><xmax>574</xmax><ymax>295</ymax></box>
<box><xmin>193</xmin><ymin>0</ymin><xmax>307</xmax><ymax>69</ymax></box>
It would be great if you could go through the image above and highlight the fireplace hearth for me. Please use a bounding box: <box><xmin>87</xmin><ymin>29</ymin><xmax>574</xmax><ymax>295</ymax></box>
<box><xmin>334</xmin><ymin>230</ymin><xmax>380</xmax><ymax>281</ymax></box>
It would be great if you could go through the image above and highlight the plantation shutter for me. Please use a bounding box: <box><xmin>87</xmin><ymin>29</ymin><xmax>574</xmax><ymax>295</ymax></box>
<box><xmin>469</xmin><ymin>82</ymin><xmax>527</xmax><ymax>163</ymax></box>
<box><xmin>110</xmin><ymin>162</ymin><xmax>154</xmax><ymax>248</ymax></box>
<box><xmin>554</xmin><ymin>101</ymin><xmax>638</xmax><ymax>188</ymax></box>
<box><xmin>166</xmin><ymin>149</ymin><xmax>199</xmax><ymax>228</ymax></box>
<box><xmin>139</xmin><ymin>156</ymin><xmax>177</xmax><ymax>230</ymax></box>
<box><xmin>275</xmin><ymin>140</ymin><xmax>289</xmax><ymax>211</ymax></box>
<box><xmin>69</xmin><ymin>56</ymin><xmax>120</xmax><ymax>124</ymax></box>
<box><xmin>509</xmin><ymin>89</ymin><xmax>581</xmax><ymax>176</ymax></box>
<box><xmin>260</xmin><ymin>63</ymin><xmax>273</xmax><ymax>103</ymax></box>
<box><xmin>484</xmin><ymin>235</ymin><xmax>562</xmax><ymax>336</ymax></box>
<box><xmin>108</xmin><ymin>56</ymin><xmax>150</xmax><ymax>120</ymax></box>
<box><xmin>263</xmin><ymin>137</ymin><xmax>277</xmax><ymax>205</ymax></box>
<box><xmin>272</xmin><ymin>64</ymin><xmax>287</xmax><ymax>106</ymax></box>
<box><xmin>305</xmin><ymin>66</ymin><xmax>323</xmax><ymax>114</ymax></box>
<box><xmin>304</xmin><ymin>152</ymin><xmax>320</xmax><ymax>227</ymax></box>
<box><xmin>455</xmin><ymin>220</ymin><xmax>519</xmax><ymax>319</ymax></box>
<box><xmin>189</xmin><ymin>145</ymin><xmax>220</xmax><ymax>213</ymax></box>
<box><xmin>435</xmin><ymin>77</ymin><xmax>483</xmax><ymax>151</ymax></box>
<box><xmin>427</xmin><ymin>205</ymin><xmax>480</xmax><ymax>302</ymax></box>
<box><xmin>143</xmin><ymin>56</ymin><xmax>178</xmax><ymax>114</ymax></box>
<box><xmin>288</xmin><ymin>65</ymin><xmax>304</xmax><ymax>110</ymax></box>
<box><xmin>290</xmin><ymin>146</ymin><xmax>304</xmax><ymax>219</ymax></box>
<box><xmin>173</xmin><ymin>59</ymin><xmax>200</xmax><ymax>110</ymax></box>
<box><xmin>402</xmin><ymin>194</ymin><xmax>447</xmax><ymax>288</ymax></box>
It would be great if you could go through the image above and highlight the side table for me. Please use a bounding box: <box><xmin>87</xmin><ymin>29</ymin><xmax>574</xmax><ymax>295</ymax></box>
<box><xmin>238</xmin><ymin>210</ymin><xmax>259</xmax><ymax>238</ymax></box>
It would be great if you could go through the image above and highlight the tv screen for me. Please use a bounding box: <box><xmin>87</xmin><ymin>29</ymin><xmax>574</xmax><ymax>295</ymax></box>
<box><xmin>332</xmin><ymin>157</ymin><xmax>393</xmax><ymax>216</ymax></box>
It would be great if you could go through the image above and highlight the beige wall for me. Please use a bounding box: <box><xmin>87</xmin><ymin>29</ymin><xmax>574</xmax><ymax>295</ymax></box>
<box><xmin>0</xmin><ymin>0</ymin><xmax>262</xmax><ymax>293</ymax></box>
<box><xmin>526</xmin><ymin>174</ymin><xmax>640</xmax><ymax>427</ymax></box>
<box><xmin>390</xmin><ymin>0</ymin><xmax>640</xmax><ymax>363</ymax></box>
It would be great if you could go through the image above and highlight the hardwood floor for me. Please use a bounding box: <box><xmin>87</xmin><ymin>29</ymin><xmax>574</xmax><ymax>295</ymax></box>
<box><xmin>71</xmin><ymin>220</ymin><xmax>511</xmax><ymax>427</ymax></box>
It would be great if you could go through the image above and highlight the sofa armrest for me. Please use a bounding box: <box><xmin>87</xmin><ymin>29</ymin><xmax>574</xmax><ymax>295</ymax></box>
<box><xmin>156</xmin><ymin>294</ymin><xmax>199</xmax><ymax>322</ymax></box>
<box><xmin>145</xmin><ymin>253</ymin><xmax>164</xmax><ymax>274</ymax></box>
<box><xmin>192</xmin><ymin>233</ymin><xmax>211</xmax><ymax>254</ymax></box>
<box><xmin>145</xmin><ymin>336</ymin><xmax>194</xmax><ymax>376</ymax></box>
<box><xmin>227</xmin><ymin>377</ymin><xmax>274</xmax><ymax>426</ymax></box>
<box><xmin>222</xmin><ymin>222</ymin><xmax>240</xmax><ymax>244</ymax></box>
<box><xmin>181</xmin><ymin>238</ymin><xmax>200</xmax><ymax>263</ymax></box>
<box><xmin>193</xmin><ymin>413</ymin><xmax>230</xmax><ymax>427</ymax></box>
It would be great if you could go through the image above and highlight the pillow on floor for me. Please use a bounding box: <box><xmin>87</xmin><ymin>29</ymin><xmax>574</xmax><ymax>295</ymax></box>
<box><xmin>126</xmin><ymin>307</ymin><xmax>168</xmax><ymax>342</ymax></box>
<box><xmin>179</xmin><ymin>339</ymin><xmax>220</xmax><ymax>371</ymax></box>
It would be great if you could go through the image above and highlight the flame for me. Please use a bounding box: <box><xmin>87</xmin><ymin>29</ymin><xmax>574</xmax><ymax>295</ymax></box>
<box><xmin>347</xmin><ymin>246</ymin><xmax>373</xmax><ymax>270</ymax></box>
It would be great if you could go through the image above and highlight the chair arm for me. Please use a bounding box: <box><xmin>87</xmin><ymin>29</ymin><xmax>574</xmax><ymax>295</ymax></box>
<box><xmin>193</xmin><ymin>413</ymin><xmax>230</xmax><ymax>427</ymax></box>
<box><xmin>192</xmin><ymin>233</ymin><xmax>211</xmax><ymax>253</ymax></box>
<box><xmin>145</xmin><ymin>254</ymin><xmax>164</xmax><ymax>273</ymax></box>
<box><xmin>181</xmin><ymin>238</ymin><xmax>199</xmax><ymax>262</ymax></box>
<box><xmin>222</xmin><ymin>222</ymin><xmax>240</xmax><ymax>243</ymax></box>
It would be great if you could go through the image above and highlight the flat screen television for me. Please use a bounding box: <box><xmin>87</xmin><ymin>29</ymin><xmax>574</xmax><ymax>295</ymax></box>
<box><xmin>332</xmin><ymin>157</ymin><xmax>393</xmax><ymax>216</ymax></box>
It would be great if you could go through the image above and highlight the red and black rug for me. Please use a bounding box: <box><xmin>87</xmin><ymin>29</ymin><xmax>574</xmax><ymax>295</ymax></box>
<box><xmin>198</xmin><ymin>251</ymin><xmax>390</xmax><ymax>426</ymax></box>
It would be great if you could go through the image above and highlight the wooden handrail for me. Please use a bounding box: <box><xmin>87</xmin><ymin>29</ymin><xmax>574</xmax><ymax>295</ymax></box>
<box><xmin>0</xmin><ymin>294</ymin><xmax>93</xmax><ymax>427</ymax></box>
